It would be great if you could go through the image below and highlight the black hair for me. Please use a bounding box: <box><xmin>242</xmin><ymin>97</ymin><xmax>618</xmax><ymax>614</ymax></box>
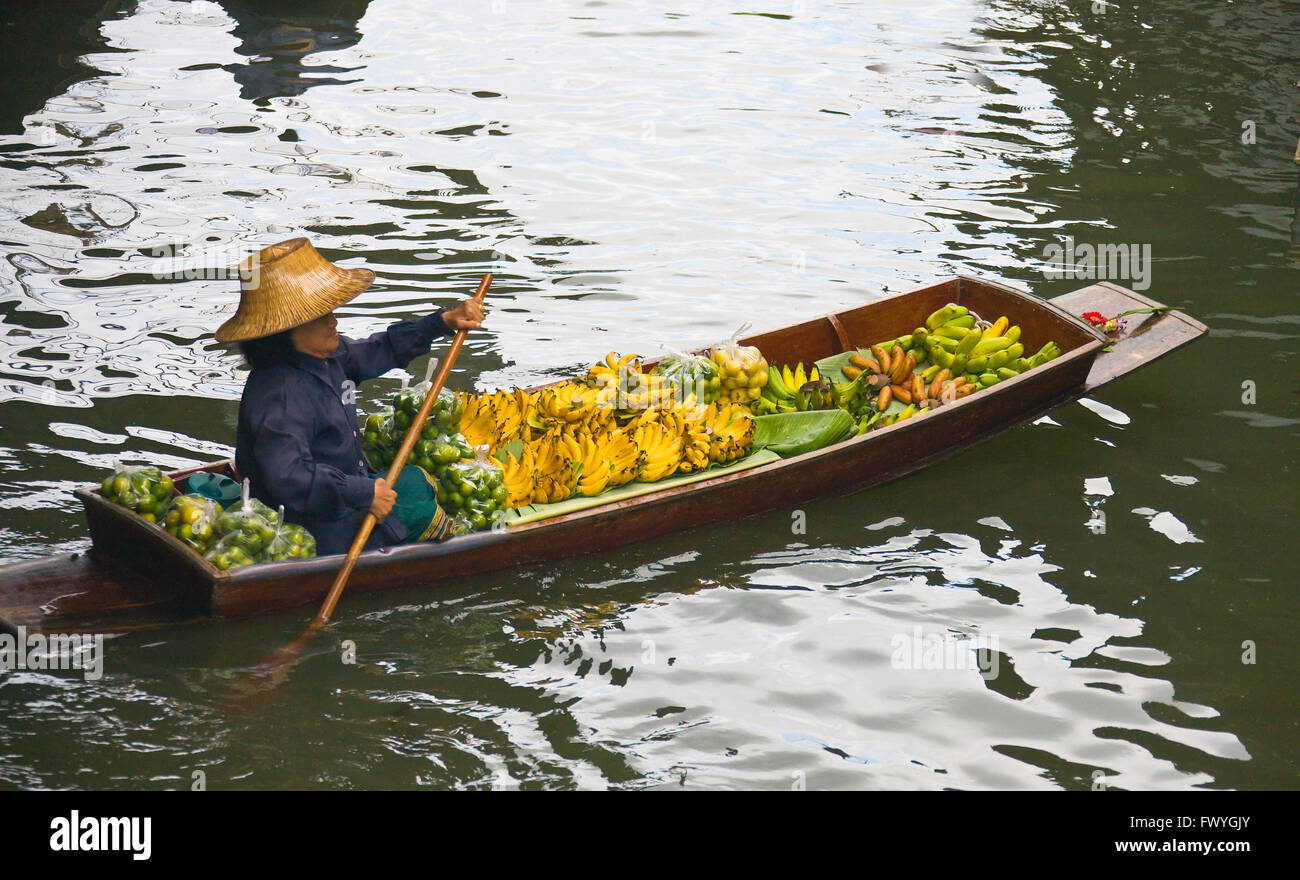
<box><xmin>239</xmin><ymin>329</ymin><xmax>298</xmax><ymax>369</ymax></box>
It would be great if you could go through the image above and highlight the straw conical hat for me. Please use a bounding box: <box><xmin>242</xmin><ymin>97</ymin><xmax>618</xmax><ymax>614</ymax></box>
<box><xmin>215</xmin><ymin>238</ymin><xmax>375</xmax><ymax>342</ymax></box>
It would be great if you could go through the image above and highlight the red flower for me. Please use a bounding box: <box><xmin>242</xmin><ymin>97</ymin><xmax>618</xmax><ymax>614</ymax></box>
<box><xmin>1079</xmin><ymin>306</ymin><xmax>1170</xmax><ymax>350</ymax></box>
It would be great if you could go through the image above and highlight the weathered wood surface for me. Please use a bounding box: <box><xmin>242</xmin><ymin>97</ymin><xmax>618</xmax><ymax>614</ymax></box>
<box><xmin>0</xmin><ymin>276</ymin><xmax>1206</xmax><ymax>635</ymax></box>
<box><xmin>1048</xmin><ymin>281</ymin><xmax>1208</xmax><ymax>391</ymax></box>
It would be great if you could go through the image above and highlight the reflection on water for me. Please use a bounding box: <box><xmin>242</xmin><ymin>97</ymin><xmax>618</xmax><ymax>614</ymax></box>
<box><xmin>0</xmin><ymin>517</ymin><xmax>1249</xmax><ymax>790</ymax></box>
<box><xmin>223</xmin><ymin>0</ymin><xmax>372</xmax><ymax>103</ymax></box>
<box><xmin>0</xmin><ymin>0</ymin><xmax>126</xmax><ymax>135</ymax></box>
<box><xmin>0</xmin><ymin>0</ymin><xmax>1293</xmax><ymax>789</ymax></box>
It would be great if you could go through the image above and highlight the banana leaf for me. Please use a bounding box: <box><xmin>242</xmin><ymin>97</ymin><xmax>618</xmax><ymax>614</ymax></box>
<box><xmin>752</xmin><ymin>409</ymin><xmax>856</xmax><ymax>457</ymax></box>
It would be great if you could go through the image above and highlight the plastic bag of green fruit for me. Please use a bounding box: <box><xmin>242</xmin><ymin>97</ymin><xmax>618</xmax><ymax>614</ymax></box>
<box><xmin>427</xmin><ymin>388</ymin><xmax>462</xmax><ymax>433</ymax></box>
<box><xmin>213</xmin><ymin>480</ymin><xmax>280</xmax><ymax>558</ymax></box>
<box><xmin>655</xmin><ymin>345</ymin><xmax>722</xmax><ymax>404</ymax></box>
<box><xmin>203</xmin><ymin>532</ymin><xmax>260</xmax><ymax>571</ymax></box>
<box><xmin>392</xmin><ymin>361</ymin><xmax>463</xmax><ymax>432</ymax></box>
<box><xmin>411</xmin><ymin>430</ymin><xmax>472</xmax><ymax>475</ymax></box>
<box><xmin>435</xmin><ymin>444</ymin><xmax>507</xmax><ymax>532</ymax></box>
<box><xmin>162</xmin><ymin>493</ymin><xmax>221</xmax><ymax>552</ymax></box>
<box><xmin>99</xmin><ymin>459</ymin><xmax>175</xmax><ymax>523</ymax></box>
<box><xmin>257</xmin><ymin>505</ymin><xmax>317</xmax><ymax>563</ymax></box>
<box><xmin>362</xmin><ymin>408</ymin><xmax>397</xmax><ymax>470</ymax></box>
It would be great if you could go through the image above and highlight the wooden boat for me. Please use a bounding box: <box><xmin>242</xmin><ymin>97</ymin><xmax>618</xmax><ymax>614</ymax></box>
<box><xmin>0</xmin><ymin>276</ymin><xmax>1206</xmax><ymax>635</ymax></box>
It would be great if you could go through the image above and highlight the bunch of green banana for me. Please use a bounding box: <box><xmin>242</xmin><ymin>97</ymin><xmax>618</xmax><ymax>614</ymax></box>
<box><xmin>833</xmin><ymin>372</ymin><xmax>869</xmax><ymax>413</ymax></box>
<box><xmin>794</xmin><ymin>377</ymin><xmax>833</xmax><ymax>411</ymax></box>
<box><xmin>962</xmin><ymin>341</ymin><xmax>1061</xmax><ymax>387</ymax></box>
<box><xmin>854</xmin><ymin>410</ymin><xmax>883</xmax><ymax>435</ymax></box>
<box><xmin>923</xmin><ymin>310</ymin><xmax>1064</xmax><ymax>388</ymax></box>
<box><xmin>753</xmin><ymin>395</ymin><xmax>779</xmax><ymax>415</ymax></box>
<box><xmin>762</xmin><ymin>362</ymin><xmax>826</xmax><ymax>413</ymax></box>
<box><xmin>854</xmin><ymin>399</ymin><xmax>923</xmax><ymax>433</ymax></box>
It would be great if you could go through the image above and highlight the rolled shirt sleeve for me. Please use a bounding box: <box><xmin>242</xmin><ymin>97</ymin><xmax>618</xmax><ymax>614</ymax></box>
<box><xmin>337</xmin><ymin>309</ymin><xmax>452</xmax><ymax>383</ymax></box>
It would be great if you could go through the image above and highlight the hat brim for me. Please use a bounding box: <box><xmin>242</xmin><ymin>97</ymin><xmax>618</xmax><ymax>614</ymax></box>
<box><xmin>214</xmin><ymin>266</ymin><xmax>375</xmax><ymax>343</ymax></box>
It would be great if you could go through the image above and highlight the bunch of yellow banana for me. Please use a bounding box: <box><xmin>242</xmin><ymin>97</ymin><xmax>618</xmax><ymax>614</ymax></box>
<box><xmin>582</xmin><ymin>402</ymin><xmax>617</xmax><ymax>436</ymax></box>
<box><xmin>537</xmin><ymin>404</ymin><xmax>615</xmax><ymax>444</ymax></box>
<box><xmin>631</xmin><ymin>405</ymin><xmax>686</xmax><ymax>435</ymax></box>
<box><xmin>498</xmin><ymin>445</ymin><xmax>537</xmax><ymax>508</ymax></box>
<box><xmin>571</xmin><ymin>433</ymin><xmax>614</xmax><ymax>497</ymax></box>
<box><xmin>458</xmin><ymin>392</ymin><xmax>501</xmax><ymax>451</ymax></box>
<box><xmin>704</xmin><ymin>402</ymin><xmax>755</xmax><ymax>463</ymax></box>
<box><xmin>618</xmin><ymin>372</ymin><xmax>675</xmax><ymax>413</ymax></box>
<box><xmin>580</xmin><ymin>352</ymin><xmax>691</xmax><ymax>414</ymax></box>
<box><xmin>779</xmin><ymin>363</ymin><xmax>820</xmax><ymax>393</ymax></box>
<box><xmin>531</xmin><ymin>430</ymin><xmax>580</xmax><ymax>504</ymax></box>
<box><xmin>535</xmin><ymin>381</ymin><xmax>602</xmax><ymax>426</ymax></box>
<box><xmin>633</xmin><ymin>418</ymin><xmax>684</xmax><ymax>482</ymax></box>
<box><xmin>486</xmin><ymin>388</ymin><xmax>529</xmax><ymax>445</ymax></box>
<box><xmin>676</xmin><ymin>406</ymin><xmax>713</xmax><ymax>474</ymax></box>
<box><xmin>585</xmin><ymin>351</ymin><xmax>640</xmax><ymax>389</ymax></box>
<box><xmin>467</xmin><ymin>353</ymin><xmax>766</xmax><ymax>506</ymax></box>
<box><xmin>603</xmin><ymin>428</ymin><xmax>643</xmax><ymax>487</ymax></box>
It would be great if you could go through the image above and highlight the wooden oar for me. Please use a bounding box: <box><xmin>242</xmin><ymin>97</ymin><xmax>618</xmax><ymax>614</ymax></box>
<box><xmin>229</xmin><ymin>273</ymin><xmax>493</xmax><ymax>698</ymax></box>
<box><xmin>315</xmin><ymin>271</ymin><xmax>492</xmax><ymax>624</ymax></box>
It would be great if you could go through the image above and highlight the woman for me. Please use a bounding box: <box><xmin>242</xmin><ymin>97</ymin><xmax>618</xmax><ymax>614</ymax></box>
<box><xmin>216</xmin><ymin>237</ymin><xmax>486</xmax><ymax>556</ymax></box>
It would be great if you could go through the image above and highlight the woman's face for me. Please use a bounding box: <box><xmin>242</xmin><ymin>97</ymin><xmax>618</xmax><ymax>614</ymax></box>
<box><xmin>290</xmin><ymin>312</ymin><xmax>340</xmax><ymax>359</ymax></box>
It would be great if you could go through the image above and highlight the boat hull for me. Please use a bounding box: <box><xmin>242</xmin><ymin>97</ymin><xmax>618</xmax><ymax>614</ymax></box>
<box><xmin>0</xmin><ymin>277</ymin><xmax>1207</xmax><ymax>634</ymax></box>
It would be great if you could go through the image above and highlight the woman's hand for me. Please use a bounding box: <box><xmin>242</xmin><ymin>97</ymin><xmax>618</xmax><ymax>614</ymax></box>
<box><xmin>441</xmin><ymin>298</ymin><xmax>486</xmax><ymax>331</ymax></box>
<box><xmin>370</xmin><ymin>477</ymin><xmax>397</xmax><ymax>522</ymax></box>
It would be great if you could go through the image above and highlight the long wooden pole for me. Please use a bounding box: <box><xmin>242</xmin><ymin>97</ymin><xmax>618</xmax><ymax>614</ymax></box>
<box><xmin>312</xmin><ymin>272</ymin><xmax>492</xmax><ymax>626</ymax></box>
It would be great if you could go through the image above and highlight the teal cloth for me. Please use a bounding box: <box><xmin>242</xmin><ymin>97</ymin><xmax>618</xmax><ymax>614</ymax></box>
<box><xmin>391</xmin><ymin>465</ymin><xmax>452</xmax><ymax>543</ymax></box>
<box><xmin>187</xmin><ymin>472</ymin><xmax>242</xmax><ymax>506</ymax></box>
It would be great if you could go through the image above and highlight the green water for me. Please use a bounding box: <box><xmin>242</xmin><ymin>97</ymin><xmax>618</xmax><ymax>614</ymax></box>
<box><xmin>0</xmin><ymin>0</ymin><xmax>1295</xmax><ymax>790</ymax></box>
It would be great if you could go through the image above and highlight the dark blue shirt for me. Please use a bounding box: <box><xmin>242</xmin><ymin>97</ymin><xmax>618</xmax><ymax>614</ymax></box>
<box><xmin>235</xmin><ymin>310</ymin><xmax>452</xmax><ymax>556</ymax></box>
